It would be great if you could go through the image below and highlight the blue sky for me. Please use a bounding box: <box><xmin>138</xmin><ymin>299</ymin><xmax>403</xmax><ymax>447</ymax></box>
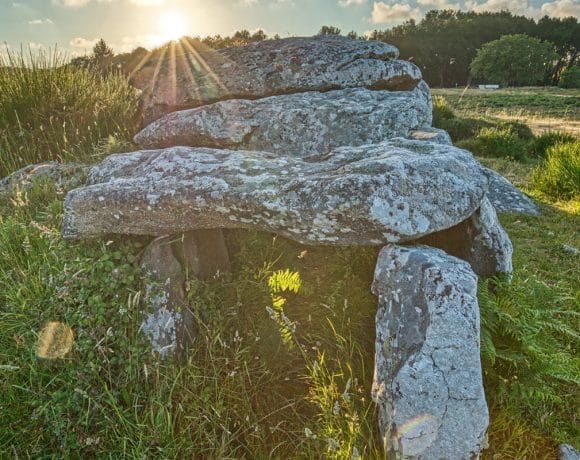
<box><xmin>1</xmin><ymin>0</ymin><xmax>578</xmax><ymax>56</ymax></box>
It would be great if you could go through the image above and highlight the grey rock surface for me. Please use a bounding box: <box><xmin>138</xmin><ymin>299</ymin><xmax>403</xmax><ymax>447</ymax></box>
<box><xmin>0</xmin><ymin>162</ymin><xmax>88</xmax><ymax>198</ymax></box>
<box><xmin>134</xmin><ymin>86</ymin><xmax>432</xmax><ymax>156</ymax></box>
<box><xmin>415</xmin><ymin>196</ymin><xmax>513</xmax><ymax>276</ymax></box>
<box><xmin>559</xmin><ymin>444</ymin><xmax>580</xmax><ymax>460</ymax></box>
<box><xmin>372</xmin><ymin>244</ymin><xmax>488</xmax><ymax>459</ymax></box>
<box><xmin>483</xmin><ymin>167</ymin><xmax>540</xmax><ymax>215</ymax></box>
<box><xmin>131</xmin><ymin>36</ymin><xmax>421</xmax><ymax>124</ymax></box>
<box><xmin>404</xmin><ymin>127</ymin><xmax>538</xmax><ymax>216</ymax></box>
<box><xmin>407</xmin><ymin>127</ymin><xmax>452</xmax><ymax>145</ymax></box>
<box><xmin>140</xmin><ymin>236</ymin><xmax>193</xmax><ymax>358</ymax></box>
<box><xmin>61</xmin><ymin>139</ymin><xmax>487</xmax><ymax>245</ymax></box>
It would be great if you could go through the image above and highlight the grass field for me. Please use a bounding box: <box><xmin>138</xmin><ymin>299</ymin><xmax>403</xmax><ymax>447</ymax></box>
<box><xmin>0</xmin><ymin>60</ymin><xmax>578</xmax><ymax>459</ymax></box>
<box><xmin>433</xmin><ymin>87</ymin><xmax>580</xmax><ymax>136</ymax></box>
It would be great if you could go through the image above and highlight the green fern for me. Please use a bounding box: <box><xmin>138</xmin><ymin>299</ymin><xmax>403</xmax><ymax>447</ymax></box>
<box><xmin>267</xmin><ymin>269</ymin><xmax>302</xmax><ymax>349</ymax></box>
<box><xmin>479</xmin><ymin>275</ymin><xmax>580</xmax><ymax>443</ymax></box>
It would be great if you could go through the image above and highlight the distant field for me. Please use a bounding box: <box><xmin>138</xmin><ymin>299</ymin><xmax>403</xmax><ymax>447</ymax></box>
<box><xmin>433</xmin><ymin>87</ymin><xmax>580</xmax><ymax>135</ymax></box>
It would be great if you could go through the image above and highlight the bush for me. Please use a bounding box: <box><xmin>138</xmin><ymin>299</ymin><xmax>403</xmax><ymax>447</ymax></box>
<box><xmin>457</xmin><ymin>126</ymin><xmax>528</xmax><ymax>161</ymax></box>
<box><xmin>439</xmin><ymin>117</ymin><xmax>492</xmax><ymax>142</ymax></box>
<box><xmin>0</xmin><ymin>48</ymin><xmax>140</xmax><ymax>177</ymax></box>
<box><xmin>497</xmin><ymin>121</ymin><xmax>534</xmax><ymax>141</ymax></box>
<box><xmin>528</xmin><ymin>131</ymin><xmax>577</xmax><ymax>158</ymax></box>
<box><xmin>432</xmin><ymin>95</ymin><xmax>455</xmax><ymax>127</ymax></box>
<box><xmin>532</xmin><ymin>141</ymin><xmax>580</xmax><ymax>199</ymax></box>
<box><xmin>558</xmin><ymin>66</ymin><xmax>580</xmax><ymax>89</ymax></box>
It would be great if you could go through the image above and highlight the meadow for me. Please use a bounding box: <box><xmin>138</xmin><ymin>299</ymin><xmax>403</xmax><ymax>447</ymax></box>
<box><xmin>433</xmin><ymin>87</ymin><xmax>580</xmax><ymax>136</ymax></box>
<box><xmin>0</xmin><ymin>52</ymin><xmax>578</xmax><ymax>458</ymax></box>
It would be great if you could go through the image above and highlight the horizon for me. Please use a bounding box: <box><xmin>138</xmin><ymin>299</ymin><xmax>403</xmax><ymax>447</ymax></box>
<box><xmin>1</xmin><ymin>0</ymin><xmax>579</xmax><ymax>58</ymax></box>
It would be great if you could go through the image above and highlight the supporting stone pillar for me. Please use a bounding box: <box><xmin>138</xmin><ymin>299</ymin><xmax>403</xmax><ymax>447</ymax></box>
<box><xmin>372</xmin><ymin>244</ymin><xmax>488</xmax><ymax>459</ymax></box>
<box><xmin>140</xmin><ymin>229</ymin><xmax>230</xmax><ymax>358</ymax></box>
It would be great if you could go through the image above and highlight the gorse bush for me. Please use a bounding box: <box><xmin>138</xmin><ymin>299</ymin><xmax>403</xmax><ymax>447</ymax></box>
<box><xmin>457</xmin><ymin>125</ymin><xmax>528</xmax><ymax>161</ymax></box>
<box><xmin>0</xmin><ymin>47</ymin><xmax>140</xmax><ymax>177</ymax></box>
<box><xmin>432</xmin><ymin>95</ymin><xmax>455</xmax><ymax>126</ymax></box>
<box><xmin>438</xmin><ymin>117</ymin><xmax>492</xmax><ymax>142</ymax></box>
<box><xmin>532</xmin><ymin>141</ymin><xmax>580</xmax><ymax>199</ymax></box>
<box><xmin>528</xmin><ymin>131</ymin><xmax>577</xmax><ymax>158</ymax></box>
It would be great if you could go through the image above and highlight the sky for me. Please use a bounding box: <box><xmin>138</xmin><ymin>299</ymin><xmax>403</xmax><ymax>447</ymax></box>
<box><xmin>1</xmin><ymin>0</ymin><xmax>578</xmax><ymax>57</ymax></box>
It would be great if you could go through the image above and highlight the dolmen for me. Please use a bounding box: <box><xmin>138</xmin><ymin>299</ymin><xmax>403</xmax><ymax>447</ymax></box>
<box><xmin>61</xmin><ymin>36</ymin><xmax>525</xmax><ymax>459</ymax></box>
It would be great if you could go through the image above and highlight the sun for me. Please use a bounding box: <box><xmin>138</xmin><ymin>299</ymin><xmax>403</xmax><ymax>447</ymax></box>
<box><xmin>156</xmin><ymin>11</ymin><xmax>189</xmax><ymax>44</ymax></box>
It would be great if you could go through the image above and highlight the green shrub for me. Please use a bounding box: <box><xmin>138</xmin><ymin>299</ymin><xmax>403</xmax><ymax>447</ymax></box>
<box><xmin>0</xmin><ymin>47</ymin><xmax>140</xmax><ymax>177</ymax></box>
<box><xmin>532</xmin><ymin>141</ymin><xmax>580</xmax><ymax>199</ymax></box>
<box><xmin>439</xmin><ymin>117</ymin><xmax>492</xmax><ymax>142</ymax></box>
<box><xmin>528</xmin><ymin>131</ymin><xmax>577</xmax><ymax>158</ymax></box>
<box><xmin>497</xmin><ymin>121</ymin><xmax>534</xmax><ymax>141</ymax></box>
<box><xmin>558</xmin><ymin>66</ymin><xmax>580</xmax><ymax>89</ymax></box>
<box><xmin>457</xmin><ymin>126</ymin><xmax>528</xmax><ymax>161</ymax></box>
<box><xmin>432</xmin><ymin>95</ymin><xmax>455</xmax><ymax>127</ymax></box>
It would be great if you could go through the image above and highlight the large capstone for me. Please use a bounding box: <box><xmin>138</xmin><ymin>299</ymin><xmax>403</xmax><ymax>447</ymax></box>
<box><xmin>61</xmin><ymin>139</ymin><xmax>488</xmax><ymax>245</ymax></box>
<box><xmin>372</xmin><ymin>244</ymin><xmax>488</xmax><ymax>459</ymax></box>
<box><xmin>130</xmin><ymin>36</ymin><xmax>421</xmax><ymax>124</ymax></box>
<box><xmin>134</xmin><ymin>86</ymin><xmax>432</xmax><ymax>155</ymax></box>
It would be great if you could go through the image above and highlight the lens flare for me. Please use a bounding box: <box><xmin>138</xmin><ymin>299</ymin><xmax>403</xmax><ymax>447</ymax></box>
<box><xmin>394</xmin><ymin>414</ymin><xmax>439</xmax><ymax>456</ymax></box>
<box><xmin>36</xmin><ymin>321</ymin><xmax>74</xmax><ymax>359</ymax></box>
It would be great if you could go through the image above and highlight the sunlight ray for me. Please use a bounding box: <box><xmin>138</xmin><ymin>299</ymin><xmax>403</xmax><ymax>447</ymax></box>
<box><xmin>176</xmin><ymin>39</ymin><xmax>201</xmax><ymax>102</ymax></box>
<box><xmin>179</xmin><ymin>38</ymin><xmax>230</xmax><ymax>94</ymax></box>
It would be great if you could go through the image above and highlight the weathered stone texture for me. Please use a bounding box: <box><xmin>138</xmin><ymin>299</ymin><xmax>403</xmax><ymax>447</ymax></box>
<box><xmin>372</xmin><ymin>244</ymin><xmax>488</xmax><ymax>459</ymax></box>
<box><xmin>130</xmin><ymin>36</ymin><xmax>421</xmax><ymax>124</ymax></box>
<box><xmin>134</xmin><ymin>86</ymin><xmax>432</xmax><ymax>156</ymax></box>
<box><xmin>483</xmin><ymin>167</ymin><xmax>540</xmax><ymax>215</ymax></box>
<box><xmin>61</xmin><ymin>139</ymin><xmax>488</xmax><ymax>246</ymax></box>
<box><xmin>140</xmin><ymin>236</ymin><xmax>193</xmax><ymax>358</ymax></box>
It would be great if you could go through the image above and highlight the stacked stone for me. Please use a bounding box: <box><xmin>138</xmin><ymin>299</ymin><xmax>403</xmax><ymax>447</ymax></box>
<box><xmin>62</xmin><ymin>36</ymin><xmax>520</xmax><ymax>459</ymax></box>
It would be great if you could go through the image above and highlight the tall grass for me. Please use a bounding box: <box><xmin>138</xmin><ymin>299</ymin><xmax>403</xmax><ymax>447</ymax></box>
<box><xmin>532</xmin><ymin>141</ymin><xmax>580</xmax><ymax>199</ymax></box>
<box><xmin>0</xmin><ymin>47</ymin><xmax>140</xmax><ymax>177</ymax></box>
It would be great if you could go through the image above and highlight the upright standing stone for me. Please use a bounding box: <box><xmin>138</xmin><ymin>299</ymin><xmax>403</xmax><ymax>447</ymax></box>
<box><xmin>140</xmin><ymin>236</ymin><xmax>193</xmax><ymax>357</ymax></box>
<box><xmin>372</xmin><ymin>245</ymin><xmax>488</xmax><ymax>459</ymax></box>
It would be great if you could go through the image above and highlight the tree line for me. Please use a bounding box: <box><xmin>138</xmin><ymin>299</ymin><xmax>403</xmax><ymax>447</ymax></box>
<box><xmin>75</xmin><ymin>9</ymin><xmax>579</xmax><ymax>88</ymax></box>
<box><xmin>367</xmin><ymin>10</ymin><xmax>579</xmax><ymax>87</ymax></box>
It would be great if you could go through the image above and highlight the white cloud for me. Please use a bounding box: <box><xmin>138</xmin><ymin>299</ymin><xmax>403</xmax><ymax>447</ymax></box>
<box><xmin>129</xmin><ymin>0</ymin><xmax>164</xmax><ymax>4</ymax></box>
<box><xmin>115</xmin><ymin>34</ymin><xmax>161</xmax><ymax>52</ymax></box>
<box><xmin>467</xmin><ymin>0</ymin><xmax>541</xmax><ymax>16</ymax></box>
<box><xmin>54</xmin><ymin>0</ymin><xmax>162</xmax><ymax>6</ymax></box>
<box><xmin>70</xmin><ymin>37</ymin><xmax>99</xmax><ymax>48</ymax></box>
<box><xmin>28</xmin><ymin>18</ymin><xmax>54</xmax><ymax>24</ymax></box>
<box><xmin>339</xmin><ymin>0</ymin><xmax>366</xmax><ymax>7</ymax></box>
<box><xmin>28</xmin><ymin>42</ymin><xmax>44</xmax><ymax>49</ymax></box>
<box><xmin>239</xmin><ymin>0</ymin><xmax>258</xmax><ymax>5</ymax></box>
<box><xmin>541</xmin><ymin>0</ymin><xmax>580</xmax><ymax>18</ymax></box>
<box><xmin>418</xmin><ymin>0</ymin><xmax>462</xmax><ymax>9</ymax></box>
<box><xmin>54</xmin><ymin>0</ymin><xmax>90</xmax><ymax>6</ymax></box>
<box><xmin>371</xmin><ymin>2</ymin><xmax>422</xmax><ymax>23</ymax></box>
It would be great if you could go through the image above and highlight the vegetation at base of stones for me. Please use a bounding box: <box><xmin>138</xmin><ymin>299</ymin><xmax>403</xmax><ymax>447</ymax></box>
<box><xmin>0</xmin><ymin>48</ymin><xmax>140</xmax><ymax>177</ymax></box>
<box><xmin>0</xmin><ymin>167</ymin><xmax>578</xmax><ymax>457</ymax></box>
<box><xmin>469</xmin><ymin>34</ymin><xmax>559</xmax><ymax>88</ymax></box>
<box><xmin>558</xmin><ymin>66</ymin><xmax>580</xmax><ymax>89</ymax></box>
<box><xmin>368</xmin><ymin>11</ymin><xmax>579</xmax><ymax>87</ymax></box>
<box><xmin>457</xmin><ymin>126</ymin><xmax>529</xmax><ymax>161</ymax></box>
<box><xmin>532</xmin><ymin>141</ymin><xmax>580</xmax><ymax>199</ymax></box>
